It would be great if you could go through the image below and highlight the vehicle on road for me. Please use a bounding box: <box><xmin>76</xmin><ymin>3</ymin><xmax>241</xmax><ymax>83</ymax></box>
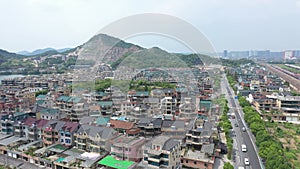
<box><xmin>242</xmin><ymin>127</ymin><xmax>246</xmax><ymax>132</ymax></box>
<box><xmin>242</xmin><ymin>144</ymin><xmax>247</xmax><ymax>152</ymax></box>
<box><xmin>234</xmin><ymin>123</ymin><xmax>239</xmax><ymax>127</ymax></box>
<box><xmin>244</xmin><ymin>158</ymin><xmax>250</xmax><ymax>165</ymax></box>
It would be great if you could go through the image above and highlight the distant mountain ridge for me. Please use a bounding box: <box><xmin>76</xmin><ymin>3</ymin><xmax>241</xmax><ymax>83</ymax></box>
<box><xmin>17</xmin><ymin>48</ymin><xmax>72</xmax><ymax>56</ymax></box>
<box><xmin>0</xmin><ymin>33</ymin><xmax>210</xmax><ymax>70</ymax></box>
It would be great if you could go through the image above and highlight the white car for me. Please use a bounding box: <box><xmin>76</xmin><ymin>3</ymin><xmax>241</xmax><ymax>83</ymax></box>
<box><xmin>244</xmin><ymin>158</ymin><xmax>250</xmax><ymax>165</ymax></box>
<box><xmin>242</xmin><ymin>144</ymin><xmax>247</xmax><ymax>152</ymax></box>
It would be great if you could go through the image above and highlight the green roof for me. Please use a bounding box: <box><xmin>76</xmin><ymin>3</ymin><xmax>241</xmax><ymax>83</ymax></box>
<box><xmin>57</xmin><ymin>96</ymin><xmax>70</xmax><ymax>102</ymax></box>
<box><xmin>36</xmin><ymin>100</ymin><xmax>44</xmax><ymax>105</ymax></box>
<box><xmin>135</xmin><ymin>91</ymin><xmax>149</xmax><ymax>97</ymax></box>
<box><xmin>199</xmin><ymin>100</ymin><xmax>212</xmax><ymax>110</ymax></box>
<box><xmin>95</xmin><ymin>116</ymin><xmax>110</xmax><ymax>126</ymax></box>
<box><xmin>67</xmin><ymin>97</ymin><xmax>81</xmax><ymax>103</ymax></box>
<box><xmin>95</xmin><ymin>92</ymin><xmax>108</xmax><ymax>97</ymax></box>
<box><xmin>176</xmin><ymin>87</ymin><xmax>188</xmax><ymax>93</ymax></box>
<box><xmin>36</xmin><ymin>95</ymin><xmax>46</xmax><ymax>99</ymax></box>
<box><xmin>98</xmin><ymin>156</ymin><xmax>135</xmax><ymax>169</ymax></box>
<box><xmin>14</xmin><ymin>112</ymin><xmax>27</xmax><ymax>116</ymax></box>
<box><xmin>56</xmin><ymin>157</ymin><xmax>65</xmax><ymax>162</ymax></box>
<box><xmin>41</xmin><ymin>108</ymin><xmax>59</xmax><ymax>114</ymax></box>
<box><xmin>98</xmin><ymin>101</ymin><xmax>113</xmax><ymax>107</ymax></box>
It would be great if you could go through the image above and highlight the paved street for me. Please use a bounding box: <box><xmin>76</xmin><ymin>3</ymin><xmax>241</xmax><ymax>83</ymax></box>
<box><xmin>221</xmin><ymin>74</ymin><xmax>263</xmax><ymax>169</ymax></box>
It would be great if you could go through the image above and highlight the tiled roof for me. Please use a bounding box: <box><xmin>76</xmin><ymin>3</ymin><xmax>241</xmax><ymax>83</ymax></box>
<box><xmin>62</xmin><ymin>122</ymin><xmax>79</xmax><ymax>133</ymax></box>
<box><xmin>23</xmin><ymin>117</ymin><xmax>48</xmax><ymax>128</ymax></box>
<box><xmin>109</xmin><ymin>120</ymin><xmax>134</xmax><ymax>130</ymax></box>
<box><xmin>76</xmin><ymin>124</ymin><xmax>117</xmax><ymax>139</ymax></box>
<box><xmin>40</xmin><ymin>108</ymin><xmax>59</xmax><ymax>114</ymax></box>
<box><xmin>43</xmin><ymin>120</ymin><xmax>66</xmax><ymax>131</ymax></box>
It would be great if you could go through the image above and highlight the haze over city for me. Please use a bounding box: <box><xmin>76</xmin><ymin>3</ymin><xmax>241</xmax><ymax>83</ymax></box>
<box><xmin>1</xmin><ymin>1</ymin><xmax>300</xmax><ymax>169</ymax></box>
<box><xmin>1</xmin><ymin>0</ymin><xmax>300</xmax><ymax>53</ymax></box>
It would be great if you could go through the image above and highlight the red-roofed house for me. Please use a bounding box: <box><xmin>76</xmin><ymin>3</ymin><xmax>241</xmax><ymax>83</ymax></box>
<box><xmin>109</xmin><ymin>120</ymin><xmax>134</xmax><ymax>134</ymax></box>
<box><xmin>23</xmin><ymin>117</ymin><xmax>49</xmax><ymax>142</ymax></box>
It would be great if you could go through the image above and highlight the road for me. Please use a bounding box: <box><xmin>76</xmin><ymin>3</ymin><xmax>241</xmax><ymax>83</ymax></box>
<box><xmin>221</xmin><ymin>74</ymin><xmax>263</xmax><ymax>169</ymax></box>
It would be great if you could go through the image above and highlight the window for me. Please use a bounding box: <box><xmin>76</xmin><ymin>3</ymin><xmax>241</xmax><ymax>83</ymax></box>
<box><xmin>204</xmin><ymin>163</ymin><xmax>208</xmax><ymax>167</ymax></box>
<box><xmin>186</xmin><ymin>160</ymin><xmax>188</xmax><ymax>163</ymax></box>
<box><xmin>61</xmin><ymin>139</ymin><xmax>64</xmax><ymax>143</ymax></box>
<box><xmin>60</xmin><ymin>132</ymin><xmax>64</xmax><ymax>136</ymax></box>
<box><xmin>194</xmin><ymin>161</ymin><xmax>197</xmax><ymax>165</ymax></box>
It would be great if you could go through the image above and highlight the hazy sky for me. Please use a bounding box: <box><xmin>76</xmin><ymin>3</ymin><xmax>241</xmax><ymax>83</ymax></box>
<box><xmin>1</xmin><ymin>0</ymin><xmax>300</xmax><ymax>53</ymax></box>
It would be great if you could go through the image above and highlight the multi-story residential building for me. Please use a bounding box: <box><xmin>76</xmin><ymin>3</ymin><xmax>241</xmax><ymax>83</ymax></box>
<box><xmin>179</xmin><ymin>97</ymin><xmax>196</xmax><ymax>120</ymax></box>
<box><xmin>186</xmin><ymin>120</ymin><xmax>213</xmax><ymax>150</ymax></box>
<box><xmin>253</xmin><ymin>98</ymin><xmax>277</xmax><ymax>112</ymax></box>
<box><xmin>181</xmin><ymin>144</ymin><xmax>215</xmax><ymax>169</ymax></box>
<box><xmin>23</xmin><ymin>117</ymin><xmax>48</xmax><ymax>142</ymax></box>
<box><xmin>277</xmin><ymin>96</ymin><xmax>300</xmax><ymax>122</ymax></box>
<box><xmin>1</xmin><ymin>115</ymin><xmax>14</xmax><ymax>135</ymax></box>
<box><xmin>14</xmin><ymin>121</ymin><xmax>25</xmax><ymax>137</ymax></box>
<box><xmin>160</xmin><ymin>97</ymin><xmax>176</xmax><ymax>115</ymax></box>
<box><xmin>42</xmin><ymin>120</ymin><xmax>66</xmax><ymax>146</ymax></box>
<box><xmin>56</xmin><ymin>95</ymin><xmax>88</xmax><ymax>122</ymax></box>
<box><xmin>143</xmin><ymin>97</ymin><xmax>160</xmax><ymax>114</ymax></box>
<box><xmin>74</xmin><ymin>124</ymin><xmax>118</xmax><ymax>153</ymax></box>
<box><xmin>98</xmin><ymin>101</ymin><xmax>113</xmax><ymax>116</ymax></box>
<box><xmin>143</xmin><ymin>135</ymin><xmax>181</xmax><ymax>169</ymax></box>
<box><xmin>138</xmin><ymin>117</ymin><xmax>162</xmax><ymax>137</ymax></box>
<box><xmin>110</xmin><ymin>135</ymin><xmax>145</xmax><ymax>162</ymax></box>
<box><xmin>161</xmin><ymin>120</ymin><xmax>186</xmax><ymax>138</ymax></box>
<box><xmin>59</xmin><ymin>122</ymin><xmax>80</xmax><ymax>146</ymax></box>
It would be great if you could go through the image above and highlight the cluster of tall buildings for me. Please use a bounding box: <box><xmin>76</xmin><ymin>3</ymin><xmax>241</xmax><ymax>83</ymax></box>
<box><xmin>222</xmin><ymin>50</ymin><xmax>300</xmax><ymax>61</ymax></box>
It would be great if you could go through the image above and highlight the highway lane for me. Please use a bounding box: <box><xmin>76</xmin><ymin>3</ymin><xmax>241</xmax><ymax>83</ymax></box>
<box><xmin>222</xmin><ymin>74</ymin><xmax>263</xmax><ymax>169</ymax></box>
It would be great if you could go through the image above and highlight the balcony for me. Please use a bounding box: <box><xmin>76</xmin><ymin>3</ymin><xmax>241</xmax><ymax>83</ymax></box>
<box><xmin>43</xmin><ymin>133</ymin><xmax>53</xmax><ymax>138</ymax></box>
<box><xmin>148</xmin><ymin>157</ymin><xmax>160</xmax><ymax>163</ymax></box>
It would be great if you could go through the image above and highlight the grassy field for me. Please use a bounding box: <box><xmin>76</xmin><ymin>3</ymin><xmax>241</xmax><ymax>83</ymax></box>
<box><xmin>277</xmin><ymin>64</ymin><xmax>300</xmax><ymax>74</ymax></box>
<box><xmin>265</xmin><ymin>122</ymin><xmax>300</xmax><ymax>168</ymax></box>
